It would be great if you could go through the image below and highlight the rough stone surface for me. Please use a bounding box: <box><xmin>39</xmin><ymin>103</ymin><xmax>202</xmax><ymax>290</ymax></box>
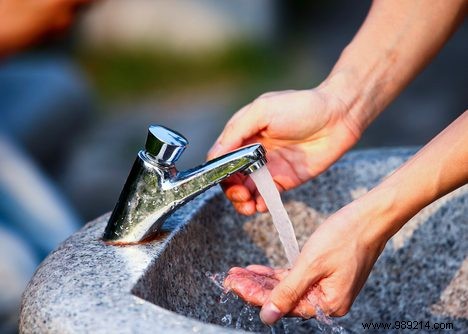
<box><xmin>20</xmin><ymin>148</ymin><xmax>468</xmax><ymax>333</ymax></box>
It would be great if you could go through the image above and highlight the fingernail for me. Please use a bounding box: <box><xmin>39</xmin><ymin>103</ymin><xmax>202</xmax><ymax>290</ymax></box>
<box><xmin>260</xmin><ymin>302</ymin><xmax>282</xmax><ymax>325</ymax></box>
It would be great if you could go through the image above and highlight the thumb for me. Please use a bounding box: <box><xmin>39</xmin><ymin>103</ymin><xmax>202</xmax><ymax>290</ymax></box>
<box><xmin>208</xmin><ymin>102</ymin><xmax>266</xmax><ymax>159</ymax></box>
<box><xmin>259</xmin><ymin>260</ymin><xmax>322</xmax><ymax>325</ymax></box>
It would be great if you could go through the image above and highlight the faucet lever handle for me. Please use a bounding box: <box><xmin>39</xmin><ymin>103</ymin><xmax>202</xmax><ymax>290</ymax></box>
<box><xmin>145</xmin><ymin>125</ymin><xmax>188</xmax><ymax>165</ymax></box>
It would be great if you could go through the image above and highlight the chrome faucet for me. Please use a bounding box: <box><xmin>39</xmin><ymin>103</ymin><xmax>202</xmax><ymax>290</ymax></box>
<box><xmin>103</xmin><ymin>125</ymin><xmax>267</xmax><ymax>244</ymax></box>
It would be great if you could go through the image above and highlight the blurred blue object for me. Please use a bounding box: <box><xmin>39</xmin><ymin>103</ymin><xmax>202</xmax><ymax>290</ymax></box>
<box><xmin>0</xmin><ymin>54</ymin><xmax>93</xmax><ymax>167</ymax></box>
<box><xmin>0</xmin><ymin>136</ymin><xmax>80</xmax><ymax>256</ymax></box>
<box><xmin>0</xmin><ymin>54</ymin><xmax>92</xmax><ymax>330</ymax></box>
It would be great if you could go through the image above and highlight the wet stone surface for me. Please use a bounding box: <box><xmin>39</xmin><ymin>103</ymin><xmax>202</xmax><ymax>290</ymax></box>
<box><xmin>20</xmin><ymin>148</ymin><xmax>468</xmax><ymax>333</ymax></box>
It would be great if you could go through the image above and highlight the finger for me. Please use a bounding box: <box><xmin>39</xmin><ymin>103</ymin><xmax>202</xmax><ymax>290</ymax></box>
<box><xmin>259</xmin><ymin>259</ymin><xmax>323</xmax><ymax>325</ymax></box>
<box><xmin>227</xmin><ymin>277</ymin><xmax>272</xmax><ymax>306</ymax></box>
<box><xmin>227</xmin><ymin>266</ymin><xmax>246</xmax><ymax>275</ymax></box>
<box><xmin>224</xmin><ymin>267</ymin><xmax>254</xmax><ymax>290</ymax></box>
<box><xmin>223</xmin><ymin>183</ymin><xmax>252</xmax><ymax>203</ymax></box>
<box><xmin>208</xmin><ymin>101</ymin><xmax>267</xmax><ymax>158</ymax></box>
<box><xmin>244</xmin><ymin>265</ymin><xmax>275</xmax><ymax>276</ymax></box>
<box><xmin>233</xmin><ymin>201</ymin><xmax>256</xmax><ymax>215</ymax></box>
<box><xmin>245</xmin><ymin>266</ymin><xmax>291</xmax><ymax>284</ymax></box>
<box><xmin>290</xmin><ymin>297</ymin><xmax>317</xmax><ymax>318</ymax></box>
<box><xmin>225</xmin><ymin>267</ymin><xmax>318</xmax><ymax>318</ymax></box>
<box><xmin>221</xmin><ymin>174</ymin><xmax>252</xmax><ymax>201</ymax></box>
<box><xmin>255</xmin><ymin>194</ymin><xmax>268</xmax><ymax>213</ymax></box>
<box><xmin>224</xmin><ymin>267</ymin><xmax>278</xmax><ymax>306</ymax></box>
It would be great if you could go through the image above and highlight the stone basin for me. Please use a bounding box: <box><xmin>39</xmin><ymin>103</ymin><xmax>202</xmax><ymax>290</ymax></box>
<box><xmin>20</xmin><ymin>148</ymin><xmax>468</xmax><ymax>333</ymax></box>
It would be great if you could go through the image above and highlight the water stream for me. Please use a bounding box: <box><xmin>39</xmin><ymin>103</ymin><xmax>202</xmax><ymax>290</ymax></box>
<box><xmin>205</xmin><ymin>165</ymin><xmax>349</xmax><ymax>332</ymax></box>
<box><xmin>249</xmin><ymin>166</ymin><xmax>300</xmax><ymax>266</ymax></box>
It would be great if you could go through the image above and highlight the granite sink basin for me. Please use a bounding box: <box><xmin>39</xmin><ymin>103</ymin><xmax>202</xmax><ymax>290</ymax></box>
<box><xmin>20</xmin><ymin>148</ymin><xmax>468</xmax><ymax>333</ymax></box>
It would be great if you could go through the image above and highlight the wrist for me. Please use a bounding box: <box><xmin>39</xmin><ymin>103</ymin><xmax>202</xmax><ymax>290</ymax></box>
<box><xmin>319</xmin><ymin>41</ymin><xmax>404</xmax><ymax>135</ymax></box>
<box><xmin>346</xmin><ymin>170</ymin><xmax>431</xmax><ymax>250</ymax></box>
<box><xmin>339</xmin><ymin>184</ymin><xmax>405</xmax><ymax>251</ymax></box>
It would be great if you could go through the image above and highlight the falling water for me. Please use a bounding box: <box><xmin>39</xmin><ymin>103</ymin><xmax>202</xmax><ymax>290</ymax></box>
<box><xmin>203</xmin><ymin>165</ymin><xmax>350</xmax><ymax>332</ymax></box>
<box><xmin>249</xmin><ymin>166</ymin><xmax>300</xmax><ymax>266</ymax></box>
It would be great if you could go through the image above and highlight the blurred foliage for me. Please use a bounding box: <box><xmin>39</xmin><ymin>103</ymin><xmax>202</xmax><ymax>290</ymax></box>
<box><xmin>77</xmin><ymin>43</ymin><xmax>292</xmax><ymax>100</ymax></box>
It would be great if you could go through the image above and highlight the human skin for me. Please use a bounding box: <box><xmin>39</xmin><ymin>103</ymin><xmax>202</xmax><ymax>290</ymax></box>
<box><xmin>208</xmin><ymin>0</ymin><xmax>467</xmax><ymax>325</ymax></box>
<box><xmin>0</xmin><ymin>0</ymin><xmax>92</xmax><ymax>57</ymax></box>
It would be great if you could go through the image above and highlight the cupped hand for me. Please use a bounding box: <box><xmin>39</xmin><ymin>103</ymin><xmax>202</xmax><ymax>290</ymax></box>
<box><xmin>224</xmin><ymin>265</ymin><xmax>320</xmax><ymax>318</ymax></box>
<box><xmin>207</xmin><ymin>88</ymin><xmax>361</xmax><ymax>215</ymax></box>
<box><xmin>224</xmin><ymin>204</ymin><xmax>387</xmax><ymax>324</ymax></box>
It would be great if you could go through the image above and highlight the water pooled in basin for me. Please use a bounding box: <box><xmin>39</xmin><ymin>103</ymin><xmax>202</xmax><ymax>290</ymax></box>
<box><xmin>249</xmin><ymin>166</ymin><xmax>300</xmax><ymax>266</ymax></box>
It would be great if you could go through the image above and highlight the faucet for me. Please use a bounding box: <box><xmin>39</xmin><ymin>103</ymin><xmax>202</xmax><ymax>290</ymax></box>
<box><xmin>102</xmin><ymin>125</ymin><xmax>267</xmax><ymax>244</ymax></box>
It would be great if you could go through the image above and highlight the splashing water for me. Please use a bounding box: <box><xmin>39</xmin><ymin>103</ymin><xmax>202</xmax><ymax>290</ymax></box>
<box><xmin>206</xmin><ymin>272</ymin><xmax>349</xmax><ymax>333</ymax></box>
<box><xmin>203</xmin><ymin>166</ymin><xmax>350</xmax><ymax>332</ymax></box>
<box><xmin>249</xmin><ymin>166</ymin><xmax>300</xmax><ymax>266</ymax></box>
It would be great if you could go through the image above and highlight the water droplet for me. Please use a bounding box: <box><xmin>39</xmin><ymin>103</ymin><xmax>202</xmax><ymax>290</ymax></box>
<box><xmin>219</xmin><ymin>292</ymin><xmax>229</xmax><ymax>304</ymax></box>
<box><xmin>221</xmin><ymin>314</ymin><xmax>232</xmax><ymax>326</ymax></box>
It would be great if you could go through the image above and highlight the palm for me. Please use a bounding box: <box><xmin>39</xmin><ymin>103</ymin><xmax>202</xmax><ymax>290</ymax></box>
<box><xmin>224</xmin><ymin>266</ymin><xmax>321</xmax><ymax>317</ymax></box>
<box><xmin>251</xmin><ymin>135</ymin><xmax>350</xmax><ymax>192</ymax></box>
<box><xmin>210</xmin><ymin>88</ymin><xmax>359</xmax><ymax>214</ymax></box>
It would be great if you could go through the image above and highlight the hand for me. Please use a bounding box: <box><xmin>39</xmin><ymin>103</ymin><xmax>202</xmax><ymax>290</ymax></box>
<box><xmin>207</xmin><ymin>87</ymin><xmax>362</xmax><ymax>215</ymax></box>
<box><xmin>224</xmin><ymin>110</ymin><xmax>468</xmax><ymax>325</ymax></box>
<box><xmin>0</xmin><ymin>0</ymin><xmax>91</xmax><ymax>56</ymax></box>
<box><xmin>224</xmin><ymin>203</ymin><xmax>387</xmax><ymax>324</ymax></box>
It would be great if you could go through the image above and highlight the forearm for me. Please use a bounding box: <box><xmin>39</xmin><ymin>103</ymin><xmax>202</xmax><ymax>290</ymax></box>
<box><xmin>321</xmin><ymin>0</ymin><xmax>466</xmax><ymax>132</ymax></box>
<box><xmin>356</xmin><ymin>111</ymin><xmax>468</xmax><ymax>244</ymax></box>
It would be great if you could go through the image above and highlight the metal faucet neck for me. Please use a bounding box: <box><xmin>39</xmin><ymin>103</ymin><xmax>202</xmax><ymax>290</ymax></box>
<box><xmin>102</xmin><ymin>124</ymin><xmax>267</xmax><ymax>244</ymax></box>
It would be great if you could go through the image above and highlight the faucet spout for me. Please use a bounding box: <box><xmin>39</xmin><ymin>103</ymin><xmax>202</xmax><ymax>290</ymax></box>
<box><xmin>102</xmin><ymin>125</ymin><xmax>266</xmax><ymax>244</ymax></box>
<box><xmin>174</xmin><ymin>143</ymin><xmax>266</xmax><ymax>193</ymax></box>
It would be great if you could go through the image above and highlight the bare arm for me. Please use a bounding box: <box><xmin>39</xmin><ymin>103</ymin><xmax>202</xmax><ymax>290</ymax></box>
<box><xmin>219</xmin><ymin>0</ymin><xmax>468</xmax><ymax>324</ymax></box>
<box><xmin>226</xmin><ymin>111</ymin><xmax>468</xmax><ymax>322</ymax></box>
<box><xmin>323</xmin><ymin>0</ymin><xmax>467</xmax><ymax>133</ymax></box>
<box><xmin>360</xmin><ymin>111</ymin><xmax>468</xmax><ymax>244</ymax></box>
<box><xmin>209</xmin><ymin>0</ymin><xmax>466</xmax><ymax>215</ymax></box>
